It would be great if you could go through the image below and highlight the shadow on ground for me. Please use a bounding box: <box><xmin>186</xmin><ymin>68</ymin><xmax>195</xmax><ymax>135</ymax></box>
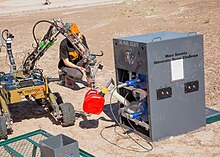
<box><xmin>9</xmin><ymin>101</ymin><xmax>59</xmax><ymax>125</ymax></box>
<box><xmin>78</xmin><ymin>102</ymin><xmax>120</xmax><ymax>129</ymax></box>
<box><xmin>103</xmin><ymin>103</ymin><xmax>120</xmax><ymax>123</ymax></box>
<box><xmin>58</xmin><ymin>80</ymin><xmax>88</xmax><ymax>91</ymax></box>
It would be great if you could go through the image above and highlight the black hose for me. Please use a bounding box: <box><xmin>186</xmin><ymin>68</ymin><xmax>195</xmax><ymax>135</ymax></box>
<box><xmin>32</xmin><ymin>20</ymin><xmax>56</xmax><ymax>46</ymax></box>
<box><xmin>2</xmin><ymin>29</ymin><xmax>9</xmax><ymax>41</ymax></box>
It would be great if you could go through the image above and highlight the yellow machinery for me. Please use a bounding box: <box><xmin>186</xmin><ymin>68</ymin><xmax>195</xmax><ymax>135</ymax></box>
<box><xmin>0</xmin><ymin>20</ymin><xmax>79</xmax><ymax>139</ymax></box>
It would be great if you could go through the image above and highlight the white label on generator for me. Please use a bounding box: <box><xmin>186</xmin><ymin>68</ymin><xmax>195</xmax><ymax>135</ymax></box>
<box><xmin>171</xmin><ymin>58</ymin><xmax>184</xmax><ymax>82</ymax></box>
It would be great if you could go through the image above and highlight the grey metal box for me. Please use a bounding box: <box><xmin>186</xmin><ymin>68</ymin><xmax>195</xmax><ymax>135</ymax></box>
<box><xmin>113</xmin><ymin>32</ymin><xmax>206</xmax><ymax>141</ymax></box>
<box><xmin>40</xmin><ymin>134</ymin><xmax>80</xmax><ymax>157</ymax></box>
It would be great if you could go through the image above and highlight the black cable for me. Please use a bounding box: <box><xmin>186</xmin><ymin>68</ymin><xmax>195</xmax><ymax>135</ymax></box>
<box><xmin>100</xmin><ymin>126</ymin><xmax>150</xmax><ymax>152</ymax></box>
<box><xmin>122</xmin><ymin>91</ymin><xmax>153</xmax><ymax>151</ymax></box>
<box><xmin>124</xmin><ymin>117</ymin><xmax>153</xmax><ymax>151</ymax></box>
<box><xmin>123</xmin><ymin>92</ymin><xmax>150</xmax><ymax>144</ymax></box>
<box><xmin>99</xmin><ymin>87</ymin><xmax>153</xmax><ymax>152</ymax></box>
<box><xmin>32</xmin><ymin>20</ymin><xmax>56</xmax><ymax>46</ymax></box>
<box><xmin>1</xmin><ymin>29</ymin><xmax>9</xmax><ymax>41</ymax></box>
<box><xmin>113</xmin><ymin>124</ymin><xmax>125</xmax><ymax>138</ymax></box>
<box><xmin>22</xmin><ymin>19</ymin><xmax>62</xmax><ymax>70</ymax></box>
<box><xmin>113</xmin><ymin>125</ymin><xmax>145</xmax><ymax>143</ymax></box>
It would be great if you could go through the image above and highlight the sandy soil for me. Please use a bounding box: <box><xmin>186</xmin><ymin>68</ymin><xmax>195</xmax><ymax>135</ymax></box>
<box><xmin>0</xmin><ymin>0</ymin><xmax>220</xmax><ymax>156</ymax></box>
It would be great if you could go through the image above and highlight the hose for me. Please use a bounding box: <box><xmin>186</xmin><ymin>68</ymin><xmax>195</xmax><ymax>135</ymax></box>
<box><xmin>32</xmin><ymin>20</ymin><xmax>57</xmax><ymax>46</ymax></box>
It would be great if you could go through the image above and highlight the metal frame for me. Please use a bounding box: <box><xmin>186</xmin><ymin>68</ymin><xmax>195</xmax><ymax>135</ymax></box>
<box><xmin>206</xmin><ymin>107</ymin><xmax>220</xmax><ymax>124</ymax></box>
<box><xmin>113</xmin><ymin>32</ymin><xmax>206</xmax><ymax>141</ymax></box>
<box><xmin>0</xmin><ymin>129</ymin><xmax>95</xmax><ymax>157</ymax></box>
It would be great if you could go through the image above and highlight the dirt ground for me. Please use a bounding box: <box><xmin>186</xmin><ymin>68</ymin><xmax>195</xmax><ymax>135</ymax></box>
<box><xmin>0</xmin><ymin>0</ymin><xmax>220</xmax><ymax>156</ymax></box>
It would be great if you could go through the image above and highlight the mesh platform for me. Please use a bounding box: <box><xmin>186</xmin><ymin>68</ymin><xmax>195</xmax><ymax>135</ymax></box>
<box><xmin>0</xmin><ymin>129</ymin><xmax>94</xmax><ymax>157</ymax></box>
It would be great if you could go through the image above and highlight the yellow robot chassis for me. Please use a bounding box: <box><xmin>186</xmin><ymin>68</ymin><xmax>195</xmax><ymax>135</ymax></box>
<box><xmin>0</xmin><ymin>20</ymin><xmax>79</xmax><ymax>139</ymax></box>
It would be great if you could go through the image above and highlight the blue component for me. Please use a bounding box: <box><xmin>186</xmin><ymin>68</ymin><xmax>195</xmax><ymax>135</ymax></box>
<box><xmin>125</xmin><ymin>49</ymin><xmax>135</xmax><ymax>65</ymax></box>
<box><xmin>130</xmin><ymin>111</ymin><xmax>143</xmax><ymax>119</ymax></box>
<box><xmin>125</xmin><ymin>74</ymin><xmax>147</xmax><ymax>89</ymax></box>
<box><xmin>138</xmin><ymin>74</ymin><xmax>146</xmax><ymax>82</ymax></box>
<box><xmin>139</xmin><ymin>101</ymin><xmax>148</xmax><ymax>122</ymax></box>
<box><xmin>125</xmin><ymin>79</ymin><xmax>141</xmax><ymax>86</ymax></box>
<box><xmin>0</xmin><ymin>72</ymin><xmax>45</xmax><ymax>91</ymax></box>
<box><xmin>129</xmin><ymin>101</ymin><xmax>148</xmax><ymax>122</ymax></box>
<box><xmin>1</xmin><ymin>73</ymin><xmax>16</xmax><ymax>90</ymax></box>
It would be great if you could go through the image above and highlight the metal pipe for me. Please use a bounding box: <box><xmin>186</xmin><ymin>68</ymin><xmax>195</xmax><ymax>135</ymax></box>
<box><xmin>108</xmin><ymin>86</ymin><xmax>134</xmax><ymax>114</ymax></box>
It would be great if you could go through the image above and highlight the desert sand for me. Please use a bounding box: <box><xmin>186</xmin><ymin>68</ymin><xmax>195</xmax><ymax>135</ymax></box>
<box><xmin>0</xmin><ymin>0</ymin><xmax>220</xmax><ymax>156</ymax></box>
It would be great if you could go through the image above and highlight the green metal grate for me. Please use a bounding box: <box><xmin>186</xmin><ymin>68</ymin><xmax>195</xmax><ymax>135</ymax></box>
<box><xmin>0</xmin><ymin>129</ymin><xmax>95</xmax><ymax>157</ymax></box>
<box><xmin>206</xmin><ymin>107</ymin><xmax>220</xmax><ymax>124</ymax></box>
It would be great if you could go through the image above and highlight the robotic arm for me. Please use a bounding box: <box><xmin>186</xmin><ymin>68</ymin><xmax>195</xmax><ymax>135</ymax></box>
<box><xmin>63</xmin><ymin>22</ymin><xmax>104</xmax><ymax>89</ymax></box>
<box><xmin>1</xmin><ymin>30</ymin><xmax>16</xmax><ymax>72</ymax></box>
<box><xmin>22</xmin><ymin>19</ymin><xmax>63</xmax><ymax>71</ymax></box>
<box><xmin>22</xmin><ymin>19</ymin><xmax>103</xmax><ymax>89</ymax></box>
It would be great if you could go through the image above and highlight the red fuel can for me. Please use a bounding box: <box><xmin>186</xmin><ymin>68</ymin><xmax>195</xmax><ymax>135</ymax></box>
<box><xmin>83</xmin><ymin>89</ymin><xmax>105</xmax><ymax>114</ymax></box>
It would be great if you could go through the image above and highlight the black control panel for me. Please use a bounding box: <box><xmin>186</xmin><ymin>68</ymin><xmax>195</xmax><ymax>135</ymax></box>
<box><xmin>184</xmin><ymin>81</ymin><xmax>199</xmax><ymax>93</ymax></box>
<box><xmin>156</xmin><ymin>87</ymin><xmax>172</xmax><ymax>100</ymax></box>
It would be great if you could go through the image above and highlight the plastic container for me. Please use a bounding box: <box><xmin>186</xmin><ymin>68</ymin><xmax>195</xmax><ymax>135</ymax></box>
<box><xmin>65</xmin><ymin>75</ymin><xmax>76</xmax><ymax>89</ymax></box>
<box><xmin>83</xmin><ymin>89</ymin><xmax>105</xmax><ymax>114</ymax></box>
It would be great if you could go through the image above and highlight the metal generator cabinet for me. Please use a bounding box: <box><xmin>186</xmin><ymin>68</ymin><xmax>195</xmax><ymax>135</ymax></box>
<box><xmin>113</xmin><ymin>32</ymin><xmax>206</xmax><ymax>141</ymax></box>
